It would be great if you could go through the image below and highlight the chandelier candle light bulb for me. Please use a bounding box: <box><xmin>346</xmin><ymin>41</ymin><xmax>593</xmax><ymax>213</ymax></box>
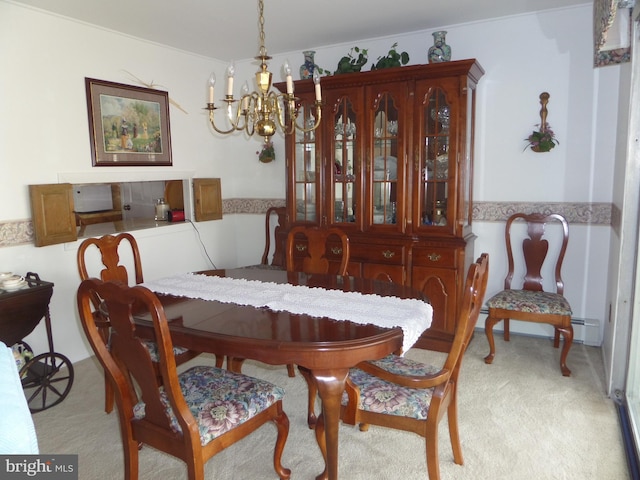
<box><xmin>284</xmin><ymin>61</ymin><xmax>294</xmax><ymax>94</ymax></box>
<box><xmin>225</xmin><ymin>62</ymin><xmax>235</xmax><ymax>97</ymax></box>
<box><xmin>208</xmin><ymin>73</ymin><xmax>215</xmax><ymax>103</ymax></box>
<box><xmin>314</xmin><ymin>69</ymin><xmax>322</xmax><ymax>101</ymax></box>
<box><xmin>241</xmin><ymin>82</ymin><xmax>250</xmax><ymax>111</ymax></box>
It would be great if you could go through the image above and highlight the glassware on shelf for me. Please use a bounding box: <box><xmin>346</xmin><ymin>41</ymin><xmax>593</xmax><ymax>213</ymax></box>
<box><xmin>334</xmin><ymin>122</ymin><xmax>356</xmax><ymax>138</ymax></box>
<box><xmin>347</xmin><ymin>123</ymin><xmax>356</xmax><ymax>137</ymax></box>
<box><xmin>433</xmin><ymin>200</ymin><xmax>447</xmax><ymax>225</ymax></box>
<box><xmin>430</xmin><ymin>105</ymin><xmax>450</xmax><ymax>131</ymax></box>
<box><xmin>155</xmin><ymin>198</ymin><xmax>169</xmax><ymax>221</ymax></box>
<box><xmin>425</xmin><ymin>155</ymin><xmax>449</xmax><ymax>179</ymax></box>
<box><xmin>387</xmin><ymin>120</ymin><xmax>398</xmax><ymax>136</ymax></box>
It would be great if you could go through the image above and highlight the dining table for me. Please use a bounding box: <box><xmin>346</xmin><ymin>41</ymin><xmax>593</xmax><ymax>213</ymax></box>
<box><xmin>137</xmin><ymin>267</ymin><xmax>433</xmax><ymax>480</ymax></box>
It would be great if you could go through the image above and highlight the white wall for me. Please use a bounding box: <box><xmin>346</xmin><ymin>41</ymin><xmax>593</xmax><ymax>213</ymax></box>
<box><xmin>0</xmin><ymin>2</ymin><xmax>619</xmax><ymax>363</ymax></box>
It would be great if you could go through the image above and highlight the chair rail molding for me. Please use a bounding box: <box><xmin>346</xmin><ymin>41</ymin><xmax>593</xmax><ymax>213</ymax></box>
<box><xmin>0</xmin><ymin>200</ymin><xmax>610</xmax><ymax>248</ymax></box>
<box><xmin>472</xmin><ymin>201</ymin><xmax>612</xmax><ymax>225</ymax></box>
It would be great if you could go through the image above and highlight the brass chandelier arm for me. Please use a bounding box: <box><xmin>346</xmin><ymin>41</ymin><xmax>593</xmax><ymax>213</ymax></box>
<box><xmin>206</xmin><ymin>101</ymin><xmax>247</xmax><ymax>135</ymax></box>
<box><xmin>297</xmin><ymin>103</ymin><xmax>323</xmax><ymax>133</ymax></box>
<box><xmin>272</xmin><ymin>95</ymin><xmax>323</xmax><ymax>136</ymax></box>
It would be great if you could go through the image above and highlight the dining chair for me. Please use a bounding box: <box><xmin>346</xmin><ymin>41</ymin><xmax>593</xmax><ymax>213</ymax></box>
<box><xmin>286</xmin><ymin>225</ymin><xmax>350</xmax><ymax>407</ymax></box>
<box><xmin>483</xmin><ymin>212</ymin><xmax>573</xmax><ymax>376</ymax></box>
<box><xmin>77</xmin><ymin>278</ymin><xmax>291</xmax><ymax>480</ymax></box>
<box><xmin>77</xmin><ymin>233</ymin><xmax>211</xmax><ymax>414</ymax></box>
<box><xmin>317</xmin><ymin>253</ymin><xmax>489</xmax><ymax>480</ymax></box>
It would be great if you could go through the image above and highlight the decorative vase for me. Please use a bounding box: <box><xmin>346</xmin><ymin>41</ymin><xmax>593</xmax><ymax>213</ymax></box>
<box><xmin>299</xmin><ymin>50</ymin><xmax>317</xmax><ymax>79</ymax></box>
<box><xmin>428</xmin><ymin>31</ymin><xmax>451</xmax><ymax>63</ymax></box>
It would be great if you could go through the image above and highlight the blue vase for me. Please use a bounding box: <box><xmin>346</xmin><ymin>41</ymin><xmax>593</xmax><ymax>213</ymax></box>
<box><xmin>428</xmin><ymin>31</ymin><xmax>451</xmax><ymax>63</ymax></box>
<box><xmin>300</xmin><ymin>50</ymin><xmax>316</xmax><ymax>80</ymax></box>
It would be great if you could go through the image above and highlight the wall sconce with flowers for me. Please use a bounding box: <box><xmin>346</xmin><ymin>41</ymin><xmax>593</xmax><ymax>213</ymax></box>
<box><xmin>524</xmin><ymin>92</ymin><xmax>559</xmax><ymax>153</ymax></box>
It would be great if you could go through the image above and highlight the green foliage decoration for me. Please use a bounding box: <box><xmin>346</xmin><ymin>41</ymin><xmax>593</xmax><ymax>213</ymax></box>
<box><xmin>334</xmin><ymin>47</ymin><xmax>369</xmax><ymax>75</ymax></box>
<box><xmin>371</xmin><ymin>43</ymin><xmax>410</xmax><ymax>70</ymax></box>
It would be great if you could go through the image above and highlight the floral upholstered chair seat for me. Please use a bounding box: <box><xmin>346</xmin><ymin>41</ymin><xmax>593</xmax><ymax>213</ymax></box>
<box><xmin>486</xmin><ymin>289</ymin><xmax>572</xmax><ymax>316</ymax></box>
<box><xmin>134</xmin><ymin>366</ymin><xmax>285</xmax><ymax>446</ymax></box>
<box><xmin>343</xmin><ymin>355</ymin><xmax>441</xmax><ymax>420</ymax></box>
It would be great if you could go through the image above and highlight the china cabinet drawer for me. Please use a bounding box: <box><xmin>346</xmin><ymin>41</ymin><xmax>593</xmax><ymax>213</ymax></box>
<box><xmin>353</xmin><ymin>243</ymin><xmax>405</xmax><ymax>265</ymax></box>
<box><xmin>412</xmin><ymin>247</ymin><xmax>457</xmax><ymax>268</ymax></box>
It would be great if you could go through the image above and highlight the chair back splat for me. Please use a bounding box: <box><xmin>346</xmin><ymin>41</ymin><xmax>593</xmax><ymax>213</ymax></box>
<box><xmin>286</xmin><ymin>226</ymin><xmax>350</xmax><ymax>276</ymax></box>
<box><xmin>484</xmin><ymin>212</ymin><xmax>573</xmax><ymax>376</ymax></box>
<box><xmin>329</xmin><ymin>254</ymin><xmax>489</xmax><ymax>480</ymax></box>
<box><xmin>77</xmin><ymin>233</ymin><xmax>143</xmax><ymax>286</ymax></box>
<box><xmin>504</xmin><ymin>212</ymin><xmax>569</xmax><ymax>293</ymax></box>
<box><xmin>262</xmin><ymin>206</ymin><xmax>287</xmax><ymax>267</ymax></box>
<box><xmin>77</xmin><ymin>279</ymin><xmax>291</xmax><ymax>480</ymax></box>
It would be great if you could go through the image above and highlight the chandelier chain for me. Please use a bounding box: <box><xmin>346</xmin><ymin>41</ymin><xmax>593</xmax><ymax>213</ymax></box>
<box><xmin>258</xmin><ymin>0</ymin><xmax>267</xmax><ymax>58</ymax></box>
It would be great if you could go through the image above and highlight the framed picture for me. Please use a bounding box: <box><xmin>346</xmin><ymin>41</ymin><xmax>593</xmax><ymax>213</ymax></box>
<box><xmin>85</xmin><ymin>77</ymin><xmax>172</xmax><ymax>166</ymax></box>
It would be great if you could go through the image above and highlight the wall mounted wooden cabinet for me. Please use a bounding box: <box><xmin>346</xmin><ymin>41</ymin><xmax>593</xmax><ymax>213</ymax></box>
<box><xmin>193</xmin><ymin>178</ymin><xmax>222</xmax><ymax>222</ymax></box>
<box><xmin>29</xmin><ymin>184</ymin><xmax>77</xmax><ymax>247</ymax></box>
<box><xmin>276</xmin><ymin>59</ymin><xmax>484</xmax><ymax>351</ymax></box>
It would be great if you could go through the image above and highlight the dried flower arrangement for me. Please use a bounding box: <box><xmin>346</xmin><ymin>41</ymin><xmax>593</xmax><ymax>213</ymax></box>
<box><xmin>257</xmin><ymin>140</ymin><xmax>275</xmax><ymax>163</ymax></box>
<box><xmin>524</xmin><ymin>123</ymin><xmax>559</xmax><ymax>152</ymax></box>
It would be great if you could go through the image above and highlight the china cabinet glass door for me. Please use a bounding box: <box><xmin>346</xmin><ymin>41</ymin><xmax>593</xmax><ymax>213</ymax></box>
<box><xmin>332</xmin><ymin>98</ymin><xmax>357</xmax><ymax>225</ymax></box>
<box><xmin>371</xmin><ymin>92</ymin><xmax>399</xmax><ymax>227</ymax></box>
<box><xmin>417</xmin><ymin>86</ymin><xmax>452</xmax><ymax>230</ymax></box>
<box><xmin>293</xmin><ymin>101</ymin><xmax>318</xmax><ymax>222</ymax></box>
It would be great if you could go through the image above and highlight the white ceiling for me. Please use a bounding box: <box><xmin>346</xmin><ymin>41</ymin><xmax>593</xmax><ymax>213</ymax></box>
<box><xmin>10</xmin><ymin>0</ymin><xmax>589</xmax><ymax>61</ymax></box>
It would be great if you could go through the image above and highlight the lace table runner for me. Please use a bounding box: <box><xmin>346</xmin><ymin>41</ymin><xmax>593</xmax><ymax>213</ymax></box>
<box><xmin>142</xmin><ymin>273</ymin><xmax>432</xmax><ymax>353</ymax></box>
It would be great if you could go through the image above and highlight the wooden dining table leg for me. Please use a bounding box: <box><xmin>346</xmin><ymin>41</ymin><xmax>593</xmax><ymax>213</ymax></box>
<box><xmin>311</xmin><ymin>368</ymin><xmax>349</xmax><ymax>480</ymax></box>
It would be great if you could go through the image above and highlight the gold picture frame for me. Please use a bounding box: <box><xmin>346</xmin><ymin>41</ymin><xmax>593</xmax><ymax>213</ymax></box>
<box><xmin>85</xmin><ymin>77</ymin><xmax>172</xmax><ymax>166</ymax></box>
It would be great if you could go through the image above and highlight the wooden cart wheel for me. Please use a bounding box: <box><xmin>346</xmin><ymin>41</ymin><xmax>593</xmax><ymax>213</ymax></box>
<box><xmin>20</xmin><ymin>352</ymin><xmax>74</xmax><ymax>413</ymax></box>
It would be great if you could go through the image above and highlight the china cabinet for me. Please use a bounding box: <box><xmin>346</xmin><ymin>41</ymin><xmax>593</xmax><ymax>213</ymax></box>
<box><xmin>275</xmin><ymin>59</ymin><xmax>484</xmax><ymax>351</ymax></box>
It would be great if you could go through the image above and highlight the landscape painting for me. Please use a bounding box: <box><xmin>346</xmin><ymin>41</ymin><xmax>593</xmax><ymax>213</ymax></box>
<box><xmin>85</xmin><ymin>78</ymin><xmax>172</xmax><ymax>166</ymax></box>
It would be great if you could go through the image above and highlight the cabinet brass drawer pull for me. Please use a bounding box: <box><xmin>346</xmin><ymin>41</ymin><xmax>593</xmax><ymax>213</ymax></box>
<box><xmin>331</xmin><ymin>247</ymin><xmax>343</xmax><ymax>255</ymax></box>
<box><xmin>296</xmin><ymin>243</ymin><xmax>307</xmax><ymax>252</ymax></box>
<box><xmin>427</xmin><ymin>253</ymin><xmax>442</xmax><ymax>262</ymax></box>
<box><xmin>382</xmin><ymin>250</ymin><xmax>395</xmax><ymax>259</ymax></box>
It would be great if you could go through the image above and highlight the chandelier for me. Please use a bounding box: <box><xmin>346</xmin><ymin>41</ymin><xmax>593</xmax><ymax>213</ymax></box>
<box><xmin>205</xmin><ymin>0</ymin><xmax>322</xmax><ymax>141</ymax></box>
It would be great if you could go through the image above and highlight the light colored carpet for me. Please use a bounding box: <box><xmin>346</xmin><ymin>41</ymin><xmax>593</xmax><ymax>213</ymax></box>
<box><xmin>33</xmin><ymin>333</ymin><xmax>628</xmax><ymax>479</ymax></box>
